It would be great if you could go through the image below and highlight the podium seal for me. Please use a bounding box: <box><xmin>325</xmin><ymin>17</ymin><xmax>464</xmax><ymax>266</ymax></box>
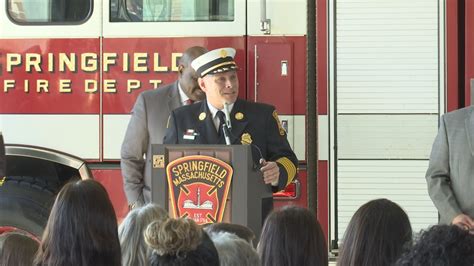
<box><xmin>166</xmin><ymin>155</ymin><xmax>233</xmax><ymax>224</ymax></box>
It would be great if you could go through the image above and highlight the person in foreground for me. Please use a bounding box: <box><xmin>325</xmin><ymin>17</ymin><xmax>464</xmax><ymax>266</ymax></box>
<box><xmin>396</xmin><ymin>224</ymin><xmax>474</xmax><ymax>266</ymax></box>
<box><xmin>257</xmin><ymin>206</ymin><xmax>328</xmax><ymax>266</ymax></box>
<box><xmin>208</xmin><ymin>231</ymin><xmax>260</xmax><ymax>266</ymax></box>
<box><xmin>144</xmin><ymin>217</ymin><xmax>219</xmax><ymax>266</ymax></box>
<box><xmin>34</xmin><ymin>179</ymin><xmax>121</xmax><ymax>266</ymax></box>
<box><xmin>163</xmin><ymin>47</ymin><xmax>298</xmax><ymax>192</ymax></box>
<box><xmin>118</xmin><ymin>203</ymin><xmax>169</xmax><ymax>266</ymax></box>
<box><xmin>337</xmin><ymin>198</ymin><xmax>412</xmax><ymax>266</ymax></box>
<box><xmin>204</xmin><ymin>222</ymin><xmax>256</xmax><ymax>245</ymax></box>
<box><xmin>0</xmin><ymin>232</ymin><xmax>39</xmax><ymax>266</ymax></box>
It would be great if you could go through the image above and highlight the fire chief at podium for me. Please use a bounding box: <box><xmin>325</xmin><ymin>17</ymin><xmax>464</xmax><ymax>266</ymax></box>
<box><xmin>163</xmin><ymin>47</ymin><xmax>298</xmax><ymax>192</ymax></box>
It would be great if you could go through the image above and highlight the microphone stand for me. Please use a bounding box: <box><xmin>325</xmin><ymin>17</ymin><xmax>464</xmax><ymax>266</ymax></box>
<box><xmin>222</xmin><ymin>102</ymin><xmax>232</xmax><ymax>145</ymax></box>
<box><xmin>222</xmin><ymin>124</ymin><xmax>232</xmax><ymax>145</ymax></box>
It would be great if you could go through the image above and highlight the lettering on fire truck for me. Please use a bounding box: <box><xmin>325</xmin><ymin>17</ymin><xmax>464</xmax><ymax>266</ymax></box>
<box><xmin>1</xmin><ymin>52</ymin><xmax>182</xmax><ymax>93</ymax></box>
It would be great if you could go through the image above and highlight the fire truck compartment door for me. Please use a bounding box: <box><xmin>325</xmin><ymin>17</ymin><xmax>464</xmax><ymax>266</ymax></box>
<box><xmin>254</xmin><ymin>42</ymin><xmax>293</xmax><ymax>114</ymax></box>
<box><xmin>254</xmin><ymin>42</ymin><xmax>297</xmax><ymax>155</ymax></box>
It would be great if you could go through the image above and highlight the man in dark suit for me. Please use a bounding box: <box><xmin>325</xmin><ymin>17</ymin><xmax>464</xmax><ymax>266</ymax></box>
<box><xmin>121</xmin><ymin>46</ymin><xmax>207</xmax><ymax>209</ymax></box>
<box><xmin>164</xmin><ymin>48</ymin><xmax>297</xmax><ymax>191</ymax></box>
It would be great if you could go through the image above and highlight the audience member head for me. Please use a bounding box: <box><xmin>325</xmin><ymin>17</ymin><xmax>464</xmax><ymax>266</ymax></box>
<box><xmin>204</xmin><ymin>222</ymin><xmax>256</xmax><ymax>245</ymax></box>
<box><xmin>396</xmin><ymin>224</ymin><xmax>474</xmax><ymax>266</ymax></box>
<box><xmin>0</xmin><ymin>232</ymin><xmax>39</xmax><ymax>266</ymax></box>
<box><xmin>118</xmin><ymin>203</ymin><xmax>168</xmax><ymax>266</ymax></box>
<box><xmin>337</xmin><ymin>198</ymin><xmax>412</xmax><ymax>266</ymax></box>
<box><xmin>145</xmin><ymin>217</ymin><xmax>219</xmax><ymax>266</ymax></box>
<box><xmin>35</xmin><ymin>179</ymin><xmax>121</xmax><ymax>266</ymax></box>
<box><xmin>208</xmin><ymin>231</ymin><xmax>260</xmax><ymax>266</ymax></box>
<box><xmin>258</xmin><ymin>206</ymin><xmax>328</xmax><ymax>266</ymax></box>
<box><xmin>178</xmin><ymin>46</ymin><xmax>208</xmax><ymax>101</ymax></box>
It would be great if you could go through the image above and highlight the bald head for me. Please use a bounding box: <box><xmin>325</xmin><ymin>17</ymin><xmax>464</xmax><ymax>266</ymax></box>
<box><xmin>179</xmin><ymin>46</ymin><xmax>208</xmax><ymax>67</ymax></box>
<box><xmin>178</xmin><ymin>46</ymin><xmax>208</xmax><ymax>101</ymax></box>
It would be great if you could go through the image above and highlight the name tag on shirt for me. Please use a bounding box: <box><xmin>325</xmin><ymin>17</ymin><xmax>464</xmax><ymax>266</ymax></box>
<box><xmin>183</xmin><ymin>129</ymin><xmax>198</xmax><ymax>140</ymax></box>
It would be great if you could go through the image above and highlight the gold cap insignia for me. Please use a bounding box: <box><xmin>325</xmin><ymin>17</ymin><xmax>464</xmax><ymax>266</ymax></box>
<box><xmin>235</xmin><ymin>112</ymin><xmax>244</xmax><ymax>120</ymax></box>
<box><xmin>272</xmin><ymin>110</ymin><xmax>286</xmax><ymax>136</ymax></box>
<box><xmin>199</xmin><ymin>112</ymin><xmax>207</xmax><ymax>121</ymax></box>
<box><xmin>241</xmin><ymin>133</ymin><xmax>252</xmax><ymax>145</ymax></box>
<box><xmin>220</xmin><ymin>49</ymin><xmax>228</xmax><ymax>58</ymax></box>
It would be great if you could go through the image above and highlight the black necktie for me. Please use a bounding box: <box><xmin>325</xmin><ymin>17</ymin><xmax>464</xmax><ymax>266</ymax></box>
<box><xmin>216</xmin><ymin>111</ymin><xmax>226</xmax><ymax>136</ymax></box>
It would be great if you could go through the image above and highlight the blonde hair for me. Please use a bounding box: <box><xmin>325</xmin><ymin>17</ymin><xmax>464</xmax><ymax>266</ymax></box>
<box><xmin>144</xmin><ymin>218</ymin><xmax>202</xmax><ymax>257</ymax></box>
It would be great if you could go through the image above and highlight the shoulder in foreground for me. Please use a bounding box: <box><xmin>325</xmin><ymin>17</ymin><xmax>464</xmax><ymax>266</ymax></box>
<box><xmin>444</xmin><ymin>106</ymin><xmax>474</xmax><ymax>120</ymax></box>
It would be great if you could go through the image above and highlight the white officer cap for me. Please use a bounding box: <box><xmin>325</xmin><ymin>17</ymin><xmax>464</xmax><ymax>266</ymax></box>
<box><xmin>191</xmin><ymin>47</ymin><xmax>237</xmax><ymax>78</ymax></box>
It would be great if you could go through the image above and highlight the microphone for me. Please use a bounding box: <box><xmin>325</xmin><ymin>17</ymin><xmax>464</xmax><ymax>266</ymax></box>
<box><xmin>223</xmin><ymin>102</ymin><xmax>232</xmax><ymax>129</ymax></box>
<box><xmin>217</xmin><ymin>103</ymin><xmax>231</xmax><ymax>145</ymax></box>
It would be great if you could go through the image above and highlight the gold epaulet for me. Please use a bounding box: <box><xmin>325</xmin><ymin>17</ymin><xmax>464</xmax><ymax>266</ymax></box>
<box><xmin>276</xmin><ymin>157</ymin><xmax>297</xmax><ymax>186</ymax></box>
<box><xmin>272</xmin><ymin>110</ymin><xmax>286</xmax><ymax>136</ymax></box>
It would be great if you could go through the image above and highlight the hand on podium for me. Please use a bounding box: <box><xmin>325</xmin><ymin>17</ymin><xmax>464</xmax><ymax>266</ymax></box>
<box><xmin>259</xmin><ymin>158</ymin><xmax>279</xmax><ymax>186</ymax></box>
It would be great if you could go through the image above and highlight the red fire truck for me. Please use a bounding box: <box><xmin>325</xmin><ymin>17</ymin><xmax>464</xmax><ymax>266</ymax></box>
<box><xmin>1</xmin><ymin>0</ymin><xmax>473</xmax><ymax>252</ymax></box>
<box><xmin>0</xmin><ymin>0</ymin><xmax>309</xmax><ymax>240</ymax></box>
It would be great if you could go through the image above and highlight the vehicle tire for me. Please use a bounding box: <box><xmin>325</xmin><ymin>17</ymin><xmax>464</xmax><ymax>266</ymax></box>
<box><xmin>0</xmin><ymin>176</ymin><xmax>58</xmax><ymax>238</ymax></box>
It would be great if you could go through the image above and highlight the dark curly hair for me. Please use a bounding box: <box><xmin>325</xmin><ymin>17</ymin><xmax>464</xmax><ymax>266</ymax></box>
<box><xmin>396</xmin><ymin>224</ymin><xmax>474</xmax><ymax>266</ymax></box>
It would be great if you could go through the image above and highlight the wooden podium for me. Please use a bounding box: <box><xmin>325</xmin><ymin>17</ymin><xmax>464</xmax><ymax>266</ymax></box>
<box><xmin>151</xmin><ymin>144</ymin><xmax>273</xmax><ymax>239</ymax></box>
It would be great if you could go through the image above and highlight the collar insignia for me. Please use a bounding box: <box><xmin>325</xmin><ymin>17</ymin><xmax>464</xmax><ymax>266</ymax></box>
<box><xmin>235</xmin><ymin>112</ymin><xmax>244</xmax><ymax>120</ymax></box>
<box><xmin>199</xmin><ymin>112</ymin><xmax>207</xmax><ymax>121</ymax></box>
